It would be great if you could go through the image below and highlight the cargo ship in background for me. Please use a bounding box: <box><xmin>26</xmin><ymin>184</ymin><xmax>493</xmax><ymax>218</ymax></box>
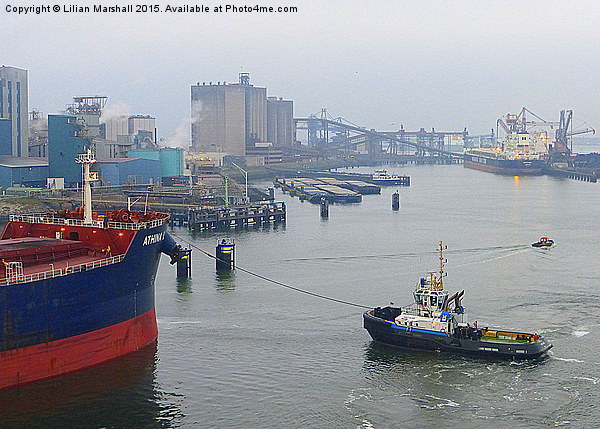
<box><xmin>0</xmin><ymin>150</ymin><xmax>182</xmax><ymax>390</ymax></box>
<box><xmin>464</xmin><ymin>108</ymin><xmax>552</xmax><ymax>175</ymax></box>
<box><xmin>465</xmin><ymin>108</ymin><xmax>596</xmax><ymax>176</ymax></box>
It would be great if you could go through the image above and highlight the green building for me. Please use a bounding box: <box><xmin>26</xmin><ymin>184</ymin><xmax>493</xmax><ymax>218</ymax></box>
<box><xmin>128</xmin><ymin>147</ymin><xmax>184</xmax><ymax>178</ymax></box>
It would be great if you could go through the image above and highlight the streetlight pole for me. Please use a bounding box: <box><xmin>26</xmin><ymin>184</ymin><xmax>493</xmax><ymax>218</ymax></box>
<box><xmin>231</xmin><ymin>162</ymin><xmax>248</xmax><ymax>204</ymax></box>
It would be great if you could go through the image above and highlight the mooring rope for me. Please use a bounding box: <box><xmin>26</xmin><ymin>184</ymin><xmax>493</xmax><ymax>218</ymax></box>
<box><xmin>171</xmin><ymin>233</ymin><xmax>373</xmax><ymax>310</ymax></box>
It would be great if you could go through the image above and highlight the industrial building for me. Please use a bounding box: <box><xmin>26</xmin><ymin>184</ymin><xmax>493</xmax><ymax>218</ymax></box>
<box><xmin>94</xmin><ymin>137</ymin><xmax>131</xmax><ymax>159</ymax></box>
<box><xmin>49</xmin><ymin>111</ymin><xmax>166</xmax><ymax>187</ymax></box>
<box><xmin>0</xmin><ymin>156</ymin><xmax>48</xmax><ymax>188</ymax></box>
<box><xmin>48</xmin><ymin>114</ymin><xmax>91</xmax><ymax>187</ymax></box>
<box><xmin>0</xmin><ymin>66</ymin><xmax>29</xmax><ymax>157</ymax></box>
<box><xmin>103</xmin><ymin>116</ymin><xmax>129</xmax><ymax>142</ymax></box>
<box><xmin>94</xmin><ymin>158</ymin><xmax>161</xmax><ymax>186</ymax></box>
<box><xmin>191</xmin><ymin>80</ymin><xmax>247</xmax><ymax>155</ymax></box>
<box><xmin>0</xmin><ymin>119</ymin><xmax>10</xmax><ymax>156</ymax></box>
<box><xmin>267</xmin><ymin>97</ymin><xmax>294</xmax><ymax>146</ymax></box>
<box><xmin>190</xmin><ymin>73</ymin><xmax>293</xmax><ymax>162</ymax></box>
<box><xmin>102</xmin><ymin>114</ymin><xmax>156</xmax><ymax>146</ymax></box>
<box><xmin>28</xmin><ymin>109</ymin><xmax>48</xmax><ymax>157</ymax></box>
<box><xmin>65</xmin><ymin>96</ymin><xmax>106</xmax><ymax>138</ymax></box>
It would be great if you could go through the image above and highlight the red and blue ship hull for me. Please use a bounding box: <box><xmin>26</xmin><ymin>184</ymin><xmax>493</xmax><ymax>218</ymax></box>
<box><xmin>0</xmin><ymin>216</ymin><xmax>175</xmax><ymax>390</ymax></box>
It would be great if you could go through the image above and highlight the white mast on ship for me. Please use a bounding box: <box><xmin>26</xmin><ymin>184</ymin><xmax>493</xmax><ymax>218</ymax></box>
<box><xmin>75</xmin><ymin>148</ymin><xmax>99</xmax><ymax>224</ymax></box>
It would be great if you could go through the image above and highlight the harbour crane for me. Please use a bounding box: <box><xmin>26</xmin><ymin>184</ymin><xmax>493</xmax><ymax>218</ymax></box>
<box><xmin>495</xmin><ymin>107</ymin><xmax>594</xmax><ymax>154</ymax></box>
<box><xmin>554</xmin><ymin>109</ymin><xmax>595</xmax><ymax>154</ymax></box>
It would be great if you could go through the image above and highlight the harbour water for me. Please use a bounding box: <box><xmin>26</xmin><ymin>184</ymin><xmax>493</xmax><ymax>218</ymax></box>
<box><xmin>2</xmin><ymin>163</ymin><xmax>600</xmax><ymax>428</ymax></box>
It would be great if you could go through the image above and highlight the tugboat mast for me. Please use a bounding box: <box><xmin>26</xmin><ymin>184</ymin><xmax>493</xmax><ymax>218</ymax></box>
<box><xmin>75</xmin><ymin>148</ymin><xmax>99</xmax><ymax>224</ymax></box>
<box><xmin>437</xmin><ymin>241</ymin><xmax>447</xmax><ymax>290</ymax></box>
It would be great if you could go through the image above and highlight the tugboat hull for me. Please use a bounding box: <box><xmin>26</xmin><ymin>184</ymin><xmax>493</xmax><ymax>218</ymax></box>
<box><xmin>363</xmin><ymin>310</ymin><xmax>552</xmax><ymax>360</ymax></box>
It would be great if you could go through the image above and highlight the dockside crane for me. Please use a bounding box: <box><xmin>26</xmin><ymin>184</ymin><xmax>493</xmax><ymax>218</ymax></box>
<box><xmin>496</xmin><ymin>108</ymin><xmax>594</xmax><ymax>155</ymax></box>
<box><xmin>554</xmin><ymin>110</ymin><xmax>595</xmax><ymax>154</ymax></box>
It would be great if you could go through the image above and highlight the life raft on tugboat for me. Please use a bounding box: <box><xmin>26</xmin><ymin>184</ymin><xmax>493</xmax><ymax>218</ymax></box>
<box><xmin>363</xmin><ymin>242</ymin><xmax>552</xmax><ymax>360</ymax></box>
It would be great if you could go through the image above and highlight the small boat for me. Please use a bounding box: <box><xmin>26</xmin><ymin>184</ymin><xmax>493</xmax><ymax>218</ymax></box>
<box><xmin>532</xmin><ymin>237</ymin><xmax>554</xmax><ymax>248</ymax></box>
<box><xmin>363</xmin><ymin>242</ymin><xmax>552</xmax><ymax>360</ymax></box>
<box><xmin>371</xmin><ymin>169</ymin><xmax>409</xmax><ymax>185</ymax></box>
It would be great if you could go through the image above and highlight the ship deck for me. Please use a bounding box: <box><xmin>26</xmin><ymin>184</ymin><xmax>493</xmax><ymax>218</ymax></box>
<box><xmin>0</xmin><ymin>237</ymin><xmax>112</xmax><ymax>282</ymax></box>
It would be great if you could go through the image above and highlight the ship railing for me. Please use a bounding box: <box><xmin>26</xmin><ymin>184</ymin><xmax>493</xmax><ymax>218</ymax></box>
<box><xmin>401</xmin><ymin>304</ymin><xmax>443</xmax><ymax>317</ymax></box>
<box><xmin>9</xmin><ymin>214</ymin><xmax>166</xmax><ymax>230</ymax></box>
<box><xmin>0</xmin><ymin>254</ymin><xmax>125</xmax><ymax>286</ymax></box>
<box><xmin>401</xmin><ymin>306</ymin><xmax>422</xmax><ymax>316</ymax></box>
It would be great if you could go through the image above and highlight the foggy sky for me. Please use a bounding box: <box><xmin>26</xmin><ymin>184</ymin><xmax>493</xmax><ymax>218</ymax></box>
<box><xmin>3</xmin><ymin>0</ymin><xmax>600</xmax><ymax>142</ymax></box>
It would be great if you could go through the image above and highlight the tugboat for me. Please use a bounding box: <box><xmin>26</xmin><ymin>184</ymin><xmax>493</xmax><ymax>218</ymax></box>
<box><xmin>363</xmin><ymin>242</ymin><xmax>552</xmax><ymax>360</ymax></box>
<box><xmin>532</xmin><ymin>237</ymin><xmax>554</xmax><ymax>248</ymax></box>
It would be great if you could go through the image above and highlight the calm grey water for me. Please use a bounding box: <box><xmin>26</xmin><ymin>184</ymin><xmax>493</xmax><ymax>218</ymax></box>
<box><xmin>2</xmin><ymin>163</ymin><xmax>599</xmax><ymax>428</ymax></box>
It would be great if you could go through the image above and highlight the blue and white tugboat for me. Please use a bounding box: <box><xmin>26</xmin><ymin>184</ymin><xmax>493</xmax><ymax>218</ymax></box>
<box><xmin>363</xmin><ymin>242</ymin><xmax>552</xmax><ymax>360</ymax></box>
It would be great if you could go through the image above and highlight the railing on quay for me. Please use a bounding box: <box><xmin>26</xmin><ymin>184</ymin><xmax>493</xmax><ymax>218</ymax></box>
<box><xmin>0</xmin><ymin>254</ymin><xmax>125</xmax><ymax>286</ymax></box>
<box><xmin>8</xmin><ymin>214</ymin><xmax>166</xmax><ymax>230</ymax></box>
<box><xmin>188</xmin><ymin>201</ymin><xmax>287</xmax><ymax>230</ymax></box>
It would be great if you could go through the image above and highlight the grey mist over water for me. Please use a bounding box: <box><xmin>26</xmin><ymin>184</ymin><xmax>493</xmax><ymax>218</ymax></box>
<box><xmin>2</xmin><ymin>163</ymin><xmax>599</xmax><ymax>428</ymax></box>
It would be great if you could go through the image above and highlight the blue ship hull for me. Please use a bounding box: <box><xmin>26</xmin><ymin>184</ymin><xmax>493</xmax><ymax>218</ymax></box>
<box><xmin>0</xmin><ymin>223</ymin><xmax>165</xmax><ymax>352</ymax></box>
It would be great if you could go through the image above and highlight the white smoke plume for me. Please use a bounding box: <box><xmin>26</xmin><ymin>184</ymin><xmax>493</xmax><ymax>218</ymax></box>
<box><xmin>100</xmin><ymin>101</ymin><xmax>132</xmax><ymax>124</ymax></box>
<box><xmin>160</xmin><ymin>100</ymin><xmax>203</xmax><ymax>149</ymax></box>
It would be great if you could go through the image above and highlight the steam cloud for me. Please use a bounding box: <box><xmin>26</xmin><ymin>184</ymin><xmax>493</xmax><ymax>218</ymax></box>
<box><xmin>100</xmin><ymin>101</ymin><xmax>132</xmax><ymax>124</ymax></box>
<box><xmin>160</xmin><ymin>100</ymin><xmax>203</xmax><ymax>149</ymax></box>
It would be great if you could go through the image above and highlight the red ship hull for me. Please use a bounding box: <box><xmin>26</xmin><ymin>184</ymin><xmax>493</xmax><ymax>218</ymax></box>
<box><xmin>0</xmin><ymin>309</ymin><xmax>157</xmax><ymax>390</ymax></box>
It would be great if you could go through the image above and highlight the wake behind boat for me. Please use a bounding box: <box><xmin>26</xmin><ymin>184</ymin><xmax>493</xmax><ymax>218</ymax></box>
<box><xmin>363</xmin><ymin>242</ymin><xmax>552</xmax><ymax>360</ymax></box>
